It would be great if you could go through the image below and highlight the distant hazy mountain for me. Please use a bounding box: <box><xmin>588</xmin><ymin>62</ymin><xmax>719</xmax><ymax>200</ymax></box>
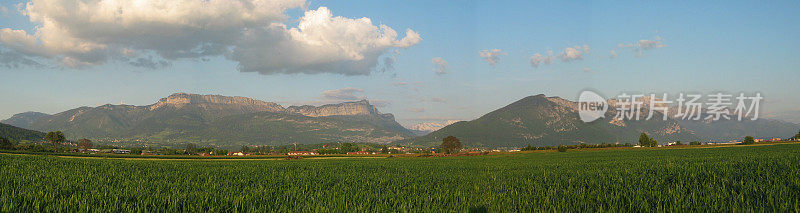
<box><xmin>5</xmin><ymin>93</ymin><xmax>412</xmax><ymax>149</ymax></box>
<box><xmin>399</xmin><ymin>94</ymin><xmax>798</xmax><ymax>148</ymax></box>
<box><xmin>1</xmin><ymin>111</ymin><xmax>49</xmax><ymax>129</ymax></box>
<box><xmin>408</xmin><ymin>120</ymin><xmax>461</xmax><ymax>135</ymax></box>
<box><xmin>0</xmin><ymin>123</ymin><xmax>45</xmax><ymax>142</ymax></box>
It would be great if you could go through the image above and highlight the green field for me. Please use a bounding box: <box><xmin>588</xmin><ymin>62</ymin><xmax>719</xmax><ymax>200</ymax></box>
<box><xmin>1</xmin><ymin>144</ymin><xmax>799</xmax><ymax>212</ymax></box>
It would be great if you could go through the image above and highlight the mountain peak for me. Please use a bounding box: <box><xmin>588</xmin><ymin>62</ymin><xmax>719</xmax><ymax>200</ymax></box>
<box><xmin>150</xmin><ymin>93</ymin><xmax>284</xmax><ymax>112</ymax></box>
<box><xmin>286</xmin><ymin>99</ymin><xmax>388</xmax><ymax>118</ymax></box>
<box><xmin>1</xmin><ymin>111</ymin><xmax>51</xmax><ymax>129</ymax></box>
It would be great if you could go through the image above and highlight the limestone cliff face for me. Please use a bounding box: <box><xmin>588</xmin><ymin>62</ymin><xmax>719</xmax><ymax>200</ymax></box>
<box><xmin>149</xmin><ymin>93</ymin><xmax>284</xmax><ymax>113</ymax></box>
<box><xmin>286</xmin><ymin>100</ymin><xmax>394</xmax><ymax>119</ymax></box>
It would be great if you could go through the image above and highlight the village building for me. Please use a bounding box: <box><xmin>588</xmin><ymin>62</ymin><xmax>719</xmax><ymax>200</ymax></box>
<box><xmin>287</xmin><ymin>151</ymin><xmax>318</xmax><ymax>156</ymax></box>
<box><xmin>347</xmin><ymin>151</ymin><xmax>374</xmax><ymax>155</ymax></box>
<box><xmin>111</xmin><ymin>149</ymin><xmax>130</xmax><ymax>154</ymax></box>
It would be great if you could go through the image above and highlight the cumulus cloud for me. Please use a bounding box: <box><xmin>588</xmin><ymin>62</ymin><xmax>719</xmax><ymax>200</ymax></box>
<box><xmin>609</xmin><ymin>50</ymin><xmax>618</xmax><ymax>59</ymax></box>
<box><xmin>479</xmin><ymin>49</ymin><xmax>505</xmax><ymax>66</ymax></box>
<box><xmin>557</xmin><ymin>45</ymin><xmax>589</xmax><ymax>62</ymax></box>
<box><xmin>529</xmin><ymin>45</ymin><xmax>587</xmax><ymax>68</ymax></box>
<box><xmin>529</xmin><ymin>52</ymin><xmax>553</xmax><ymax>68</ymax></box>
<box><xmin>232</xmin><ymin>7</ymin><xmax>422</xmax><ymax>75</ymax></box>
<box><xmin>583</xmin><ymin>67</ymin><xmax>595</xmax><ymax>73</ymax></box>
<box><xmin>0</xmin><ymin>1</ymin><xmax>421</xmax><ymax>75</ymax></box>
<box><xmin>618</xmin><ymin>36</ymin><xmax>666</xmax><ymax>57</ymax></box>
<box><xmin>431</xmin><ymin>57</ymin><xmax>449</xmax><ymax>74</ymax></box>
<box><xmin>320</xmin><ymin>87</ymin><xmax>365</xmax><ymax>102</ymax></box>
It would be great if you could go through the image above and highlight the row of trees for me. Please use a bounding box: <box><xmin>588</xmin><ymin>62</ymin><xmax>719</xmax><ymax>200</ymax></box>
<box><xmin>0</xmin><ymin>131</ymin><xmax>94</xmax><ymax>152</ymax></box>
<box><xmin>316</xmin><ymin>143</ymin><xmax>364</xmax><ymax>154</ymax></box>
<box><xmin>520</xmin><ymin>133</ymin><xmax>709</xmax><ymax>151</ymax></box>
<box><xmin>521</xmin><ymin>142</ymin><xmax>633</xmax><ymax>151</ymax></box>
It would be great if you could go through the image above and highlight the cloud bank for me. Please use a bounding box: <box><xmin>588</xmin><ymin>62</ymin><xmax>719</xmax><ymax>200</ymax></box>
<box><xmin>0</xmin><ymin>0</ymin><xmax>421</xmax><ymax>75</ymax></box>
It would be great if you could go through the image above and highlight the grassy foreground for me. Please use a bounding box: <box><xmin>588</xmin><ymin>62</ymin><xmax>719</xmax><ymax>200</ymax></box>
<box><xmin>1</xmin><ymin>144</ymin><xmax>799</xmax><ymax>212</ymax></box>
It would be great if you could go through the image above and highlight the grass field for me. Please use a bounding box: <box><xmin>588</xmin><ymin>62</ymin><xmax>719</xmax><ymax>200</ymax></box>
<box><xmin>1</xmin><ymin>143</ymin><xmax>799</xmax><ymax>212</ymax></box>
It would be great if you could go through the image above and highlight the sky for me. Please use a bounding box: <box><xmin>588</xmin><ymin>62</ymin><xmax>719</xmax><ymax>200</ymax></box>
<box><xmin>1</xmin><ymin>0</ymin><xmax>799</xmax><ymax>127</ymax></box>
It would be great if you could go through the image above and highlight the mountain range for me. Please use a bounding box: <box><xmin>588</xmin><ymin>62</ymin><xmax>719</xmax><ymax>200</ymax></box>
<box><xmin>3</xmin><ymin>93</ymin><xmax>797</xmax><ymax>149</ymax></box>
<box><xmin>408</xmin><ymin>120</ymin><xmax>461</xmax><ymax>135</ymax></box>
<box><xmin>1</xmin><ymin>93</ymin><xmax>411</xmax><ymax>149</ymax></box>
<box><xmin>398</xmin><ymin>94</ymin><xmax>799</xmax><ymax>148</ymax></box>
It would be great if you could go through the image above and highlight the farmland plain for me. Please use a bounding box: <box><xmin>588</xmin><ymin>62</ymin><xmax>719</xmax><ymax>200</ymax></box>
<box><xmin>1</xmin><ymin>143</ymin><xmax>799</xmax><ymax>212</ymax></box>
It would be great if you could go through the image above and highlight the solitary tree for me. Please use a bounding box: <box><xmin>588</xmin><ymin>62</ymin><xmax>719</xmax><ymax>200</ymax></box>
<box><xmin>439</xmin><ymin>136</ymin><xmax>462</xmax><ymax>154</ymax></box>
<box><xmin>77</xmin><ymin>139</ymin><xmax>93</xmax><ymax>149</ymax></box>
<box><xmin>45</xmin><ymin>131</ymin><xmax>66</xmax><ymax>146</ymax></box>
<box><xmin>690</xmin><ymin>141</ymin><xmax>701</xmax><ymax>145</ymax></box>
<box><xmin>638</xmin><ymin>133</ymin><xmax>651</xmax><ymax>147</ymax></box>
<box><xmin>742</xmin><ymin>136</ymin><xmax>755</xmax><ymax>145</ymax></box>
<box><xmin>793</xmin><ymin>129</ymin><xmax>800</xmax><ymax>141</ymax></box>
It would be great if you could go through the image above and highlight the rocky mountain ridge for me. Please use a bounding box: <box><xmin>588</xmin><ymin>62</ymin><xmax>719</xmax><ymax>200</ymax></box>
<box><xmin>1</xmin><ymin>93</ymin><xmax>412</xmax><ymax>149</ymax></box>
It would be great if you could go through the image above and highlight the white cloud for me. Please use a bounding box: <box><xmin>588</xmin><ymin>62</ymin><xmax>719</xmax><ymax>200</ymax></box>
<box><xmin>0</xmin><ymin>1</ymin><xmax>421</xmax><ymax>75</ymax></box>
<box><xmin>529</xmin><ymin>53</ymin><xmax>553</xmax><ymax>68</ymax></box>
<box><xmin>557</xmin><ymin>45</ymin><xmax>589</xmax><ymax>62</ymax></box>
<box><xmin>609</xmin><ymin>50</ymin><xmax>617</xmax><ymax>59</ymax></box>
<box><xmin>530</xmin><ymin>45</ymin><xmax>586</xmax><ymax>68</ymax></box>
<box><xmin>479</xmin><ymin>49</ymin><xmax>505</xmax><ymax>66</ymax></box>
<box><xmin>396</xmin><ymin>30</ymin><xmax>422</xmax><ymax>48</ymax></box>
<box><xmin>431</xmin><ymin>57</ymin><xmax>449</xmax><ymax>74</ymax></box>
<box><xmin>619</xmin><ymin>36</ymin><xmax>666</xmax><ymax>57</ymax></box>
<box><xmin>583</xmin><ymin>67</ymin><xmax>595</xmax><ymax>73</ymax></box>
<box><xmin>233</xmin><ymin>7</ymin><xmax>422</xmax><ymax>75</ymax></box>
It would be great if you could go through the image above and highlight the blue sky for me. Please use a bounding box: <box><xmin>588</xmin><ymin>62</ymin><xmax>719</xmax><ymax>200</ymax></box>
<box><xmin>1</xmin><ymin>0</ymin><xmax>799</xmax><ymax>126</ymax></box>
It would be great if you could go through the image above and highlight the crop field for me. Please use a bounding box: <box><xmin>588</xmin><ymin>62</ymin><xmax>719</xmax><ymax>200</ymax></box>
<box><xmin>1</xmin><ymin>144</ymin><xmax>799</xmax><ymax>212</ymax></box>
